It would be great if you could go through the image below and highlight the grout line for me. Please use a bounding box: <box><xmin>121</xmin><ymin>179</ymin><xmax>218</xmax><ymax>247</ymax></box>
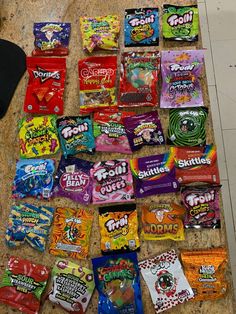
<box><xmin>222</xmin><ymin>128</ymin><xmax>236</xmax><ymax>131</ymax></box>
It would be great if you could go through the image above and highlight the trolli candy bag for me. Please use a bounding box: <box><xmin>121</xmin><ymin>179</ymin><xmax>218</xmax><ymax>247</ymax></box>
<box><xmin>160</xmin><ymin>50</ymin><xmax>204</xmax><ymax>108</ymax></box>
<box><xmin>24</xmin><ymin>57</ymin><xmax>66</xmax><ymax>115</ymax></box>
<box><xmin>139</xmin><ymin>250</ymin><xmax>194</xmax><ymax>313</ymax></box>
<box><xmin>181</xmin><ymin>248</ymin><xmax>228</xmax><ymax>301</ymax></box>
<box><xmin>49</xmin><ymin>259</ymin><xmax>95</xmax><ymax>313</ymax></box>
<box><xmin>124</xmin><ymin>8</ymin><xmax>159</xmax><ymax>47</ymax></box>
<box><xmin>78</xmin><ymin>56</ymin><xmax>117</xmax><ymax>114</ymax></box>
<box><xmin>163</xmin><ymin>5</ymin><xmax>199</xmax><ymax>42</ymax></box>
<box><xmin>119</xmin><ymin>52</ymin><xmax>160</xmax><ymax>107</ymax></box>
<box><xmin>92</xmin><ymin>252</ymin><xmax>144</xmax><ymax>314</ymax></box>
<box><xmin>32</xmin><ymin>22</ymin><xmax>71</xmax><ymax>56</ymax></box>
<box><xmin>130</xmin><ymin>153</ymin><xmax>180</xmax><ymax>198</ymax></box>
<box><xmin>124</xmin><ymin>111</ymin><xmax>165</xmax><ymax>152</ymax></box>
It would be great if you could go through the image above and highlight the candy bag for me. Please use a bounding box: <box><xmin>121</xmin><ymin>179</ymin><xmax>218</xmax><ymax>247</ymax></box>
<box><xmin>49</xmin><ymin>207</ymin><xmax>94</xmax><ymax>260</ymax></box>
<box><xmin>167</xmin><ymin>107</ymin><xmax>208</xmax><ymax>146</ymax></box>
<box><xmin>12</xmin><ymin>159</ymin><xmax>55</xmax><ymax>199</ymax></box>
<box><xmin>57</xmin><ymin>116</ymin><xmax>95</xmax><ymax>157</ymax></box>
<box><xmin>160</xmin><ymin>50</ymin><xmax>204</xmax><ymax>108</ymax></box>
<box><xmin>80</xmin><ymin>15</ymin><xmax>120</xmax><ymax>53</ymax></box>
<box><xmin>139</xmin><ymin>250</ymin><xmax>194</xmax><ymax>313</ymax></box>
<box><xmin>181</xmin><ymin>248</ymin><xmax>228</xmax><ymax>301</ymax></box>
<box><xmin>124</xmin><ymin>111</ymin><xmax>165</xmax><ymax>152</ymax></box>
<box><xmin>163</xmin><ymin>5</ymin><xmax>199</xmax><ymax>42</ymax></box>
<box><xmin>170</xmin><ymin>145</ymin><xmax>220</xmax><ymax>184</ymax></box>
<box><xmin>92</xmin><ymin>252</ymin><xmax>144</xmax><ymax>314</ymax></box>
<box><xmin>49</xmin><ymin>259</ymin><xmax>95</xmax><ymax>313</ymax></box>
<box><xmin>24</xmin><ymin>57</ymin><xmax>66</xmax><ymax>115</ymax></box>
<box><xmin>91</xmin><ymin>159</ymin><xmax>134</xmax><ymax>204</ymax></box>
<box><xmin>141</xmin><ymin>203</ymin><xmax>185</xmax><ymax>241</ymax></box>
<box><xmin>99</xmin><ymin>204</ymin><xmax>140</xmax><ymax>254</ymax></box>
<box><xmin>124</xmin><ymin>8</ymin><xmax>159</xmax><ymax>47</ymax></box>
<box><xmin>19</xmin><ymin>115</ymin><xmax>60</xmax><ymax>158</ymax></box>
<box><xmin>32</xmin><ymin>22</ymin><xmax>71</xmax><ymax>56</ymax></box>
<box><xmin>130</xmin><ymin>153</ymin><xmax>180</xmax><ymax>198</ymax></box>
<box><xmin>0</xmin><ymin>256</ymin><xmax>50</xmax><ymax>314</ymax></box>
<box><xmin>119</xmin><ymin>52</ymin><xmax>160</xmax><ymax>107</ymax></box>
<box><xmin>53</xmin><ymin>155</ymin><xmax>94</xmax><ymax>205</ymax></box>
<box><xmin>93</xmin><ymin>109</ymin><xmax>135</xmax><ymax>154</ymax></box>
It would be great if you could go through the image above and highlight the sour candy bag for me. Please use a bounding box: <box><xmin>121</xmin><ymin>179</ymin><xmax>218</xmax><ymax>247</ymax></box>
<box><xmin>124</xmin><ymin>8</ymin><xmax>159</xmax><ymax>47</ymax></box>
<box><xmin>139</xmin><ymin>250</ymin><xmax>194</xmax><ymax>313</ymax></box>
<box><xmin>92</xmin><ymin>252</ymin><xmax>144</xmax><ymax>314</ymax></box>
<box><xmin>119</xmin><ymin>52</ymin><xmax>160</xmax><ymax>107</ymax></box>
<box><xmin>160</xmin><ymin>50</ymin><xmax>204</xmax><ymax>108</ymax></box>
<box><xmin>19</xmin><ymin>115</ymin><xmax>60</xmax><ymax>158</ymax></box>
<box><xmin>78</xmin><ymin>56</ymin><xmax>117</xmax><ymax>114</ymax></box>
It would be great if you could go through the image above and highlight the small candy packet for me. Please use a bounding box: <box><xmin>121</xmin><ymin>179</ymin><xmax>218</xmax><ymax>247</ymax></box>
<box><xmin>141</xmin><ymin>203</ymin><xmax>185</xmax><ymax>241</ymax></box>
<box><xmin>49</xmin><ymin>259</ymin><xmax>95</xmax><ymax>313</ymax></box>
<box><xmin>163</xmin><ymin>5</ymin><xmax>199</xmax><ymax>42</ymax></box>
<box><xmin>167</xmin><ymin>107</ymin><xmax>208</xmax><ymax>146</ymax></box>
<box><xmin>32</xmin><ymin>22</ymin><xmax>71</xmax><ymax>56</ymax></box>
<box><xmin>91</xmin><ymin>159</ymin><xmax>134</xmax><ymax>204</ymax></box>
<box><xmin>80</xmin><ymin>15</ymin><xmax>120</xmax><ymax>53</ymax></box>
<box><xmin>181</xmin><ymin>248</ymin><xmax>228</xmax><ymax>301</ymax></box>
<box><xmin>12</xmin><ymin>159</ymin><xmax>55</xmax><ymax>199</ymax></box>
<box><xmin>124</xmin><ymin>111</ymin><xmax>165</xmax><ymax>152</ymax></box>
<box><xmin>139</xmin><ymin>250</ymin><xmax>194</xmax><ymax>313</ymax></box>
<box><xmin>170</xmin><ymin>145</ymin><xmax>220</xmax><ymax>184</ymax></box>
<box><xmin>119</xmin><ymin>52</ymin><xmax>160</xmax><ymax>108</ymax></box>
<box><xmin>92</xmin><ymin>252</ymin><xmax>144</xmax><ymax>314</ymax></box>
<box><xmin>0</xmin><ymin>256</ymin><xmax>50</xmax><ymax>314</ymax></box>
<box><xmin>99</xmin><ymin>204</ymin><xmax>140</xmax><ymax>254</ymax></box>
<box><xmin>53</xmin><ymin>155</ymin><xmax>94</xmax><ymax>205</ymax></box>
<box><xmin>49</xmin><ymin>207</ymin><xmax>94</xmax><ymax>260</ymax></box>
<box><xmin>160</xmin><ymin>50</ymin><xmax>204</xmax><ymax>108</ymax></box>
<box><xmin>124</xmin><ymin>8</ymin><xmax>159</xmax><ymax>47</ymax></box>
<box><xmin>78</xmin><ymin>56</ymin><xmax>117</xmax><ymax>114</ymax></box>
<box><xmin>130</xmin><ymin>153</ymin><xmax>180</xmax><ymax>198</ymax></box>
<box><xmin>57</xmin><ymin>116</ymin><xmax>95</xmax><ymax>157</ymax></box>
<box><xmin>19</xmin><ymin>115</ymin><xmax>60</xmax><ymax>158</ymax></box>
<box><xmin>24</xmin><ymin>57</ymin><xmax>66</xmax><ymax>115</ymax></box>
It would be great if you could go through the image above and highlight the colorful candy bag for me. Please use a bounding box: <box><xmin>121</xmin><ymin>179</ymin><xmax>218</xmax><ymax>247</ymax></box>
<box><xmin>163</xmin><ymin>5</ymin><xmax>199</xmax><ymax>42</ymax></box>
<box><xmin>181</xmin><ymin>248</ymin><xmax>228</xmax><ymax>301</ymax></box>
<box><xmin>130</xmin><ymin>153</ymin><xmax>180</xmax><ymax>198</ymax></box>
<box><xmin>91</xmin><ymin>159</ymin><xmax>134</xmax><ymax>204</ymax></box>
<box><xmin>124</xmin><ymin>8</ymin><xmax>159</xmax><ymax>47</ymax></box>
<box><xmin>49</xmin><ymin>207</ymin><xmax>94</xmax><ymax>260</ymax></box>
<box><xmin>12</xmin><ymin>159</ymin><xmax>55</xmax><ymax>199</ymax></box>
<box><xmin>0</xmin><ymin>256</ymin><xmax>50</xmax><ymax>314</ymax></box>
<box><xmin>170</xmin><ymin>145</ymin><xmax>220</xmax><ymax>184</ymax></box>
<box><xmin>93</xmin><ymin>109</ymin><xmax>134</xmax><ymax>154</ymax></box>
<box><xmin>19</xmin><ymin>115</ymin><xmax>60</xmax><ymax>158</ymax></box>
<box><xmin>6</xmin><ymin>203</ymin><xmax>54</xmax><ymax>252</ymax></box>
<box><xmin>124</xmin><ymin>111</ymin><xmax>165</xmax><ymax>152</ymax></box>
<box><xmin>24</xmin><ymin>57</ymin><xmax>66</xmax><ymax>115</ymax></box>
<box><xmin>92</xmin><ymin>252</ymin><xmax>144</xmax><ymax>314</ymax></box>
<box><xmin>139</xmin><ymin>250</ymin><xmax>194</xmax><ymax>313</ymax></box>
<box><xmin>53</xmin><ymin>155</ymin><xmax>94</xmax><ymax>205</ymax></box>
<box><xmin>119</xmin><ymin>52</ymin><xmax>160</xmax><ymax>107</ymax></box>
<box><xmin>141</xmin><ymin>203</ymin><xmax>185</xmax><ymax>241</ymax></box>
<box><xmin>99</xmin><ymin>204</ymin><xmax>140</xmax><ymax>254</ymax></box>
<box><xmin>49</xmin><ymin>259</ymin><xmax>95</xmax><ymax>313</ymax></box>
<box><xmin>33</xmin><ymin>22</ymin><xmax>71</xmax><ymax>56</ymax></box>
<box><xmin>181</xmin><ymin>185</ymin><xmax>221</xmax><ymax>229</ymax></box>
<box><xmin>80</xmin><ymin>15</ymin><xmax>120</xmax><ymax>53</ymax></box>
<box><xmin>57</xmin><ymin>116</ymin><xmax>95</xmax><ymax>157</ymax></box>
<box><xmin>160</xmin><ymin>50</ymin><xmax>204</xmax><ymax>108</ymax></box>
<box><xmin>167</xmin><ymin>107</ymin><xmax>208</xmax><ymax>146</ymax></box>
<box><xmin>78</xmin><ymin>56</ymin><xmax>117</xmax><ymax>114</ymax></box>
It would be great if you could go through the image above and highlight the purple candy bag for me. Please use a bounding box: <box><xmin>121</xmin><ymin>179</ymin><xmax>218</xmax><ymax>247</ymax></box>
<box><xmin>160</xmin><ymin>50</ymin><xmax>204</xmax><ymax>108</ymax></box>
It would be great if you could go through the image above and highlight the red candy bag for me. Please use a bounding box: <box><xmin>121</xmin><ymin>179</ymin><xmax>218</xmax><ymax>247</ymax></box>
<box><xmin>24</xmin><ymin>57</ymin><xmax>66</xmax><ymax>115</ymax></box>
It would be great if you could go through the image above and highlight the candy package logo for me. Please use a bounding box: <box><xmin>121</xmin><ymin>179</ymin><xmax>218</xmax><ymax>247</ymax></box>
<box><xmin>98</xmin><ymin>259</ymin><xmax>135</xmax><ymax>282</ymax></box>
<box><xmin>105</xmin><ymin>214</ymin><xmax>128</xmax><ymax>233</ymax></box>
<box><xmin>100</xmin><ymin>123</ymin><xmax>124</xmax><ymax>137</ymax></box>
<box><xmin>33</xmin><ymin>66</ymin><xmax>60</xmax><ymax>83</ymax></box>
<box><xmin>60</xmin><ymin>171</ymin><xmax>89</xmax><ymax>192</ymax></box>
<box><xmin>199</xmin><ymin>265</ymin><xmax>216</xmax><ymax>282</ymax></box>
<box><xmin>185</xmin><ymin>190</ymin><xmax>215</xmax><ymax>207</ymax></box>
<box><xmin>11</xmin><ymin>274</ymin><xmax>40</xmax><ymax>293</ymax></box>
<box><xmin>167</xmin><ymin>11</ymin><xmax>194</xmax><ymax>27</ymax></box>
<box><xmin>94</xmin><ymin>161</ymin><xmax>128</xmax><ymax>182</ymax></box>
<box><xmin>169</xmin><ymin>63</ymin><xmax>195</xmax><ymax>72</ymax></box>
<box><xmin>129</xmin><ymin>14</ymin><xmax>155</xmax><ymax>27</ymax></box>
<box><xmin>80</xmin><ymin>67</ymin><xmax>114</xmax><ymax>79</ymax></box>
<box><xmin>61</xmin><ymin>123</ymin><xmax>89</xmax><ymax>139</ymax></box>
<box><xmin>138</xmin><ymin>166</ymin><xmax>169</xmax><ymax>179</ymax></box>
<box><xmin>177</xmin><ymin>157</ymin><xmax>211</xmax><ymax>168</ymax></box>
<box><xmin>25</xmin><ymin>162</ymin><xmax>47</xmax><ymax>174</ymax></box>
<box><xmin>134</xmin><ymin>123</ymin><xmax>156</xmax><ymax>136</ymax></box>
